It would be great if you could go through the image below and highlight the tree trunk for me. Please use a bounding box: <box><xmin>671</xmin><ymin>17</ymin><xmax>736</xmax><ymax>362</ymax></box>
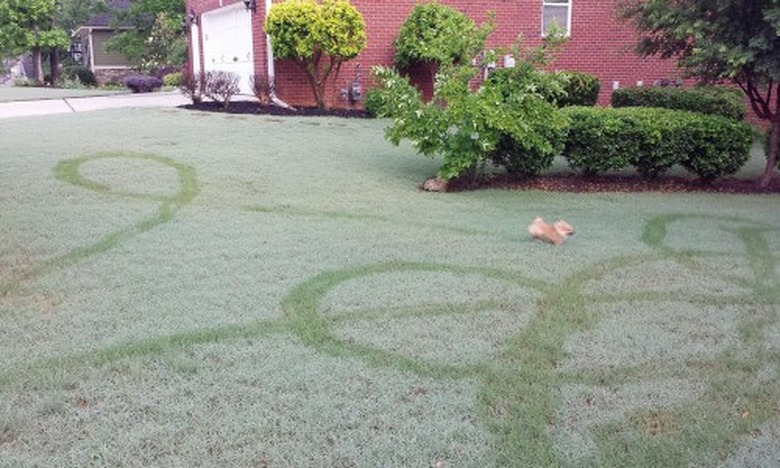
<box><xmin>32</xmin><ymin>47</ymin><xmax>44</xmax><ymax>85</ymax></box>
<box><xmin>759</xmin><ymin>117</ymin><xmax>779</xmax><ymax>190</ymax></box>
<box><xmin>304</xmin><ymin>69</ymin><xmax>325</xmax><ymax>109</ymax></box>
<box><xmin>49</xmin><ymin>48</ymin><xmax>60</xmax><ymax>85</ymax></box>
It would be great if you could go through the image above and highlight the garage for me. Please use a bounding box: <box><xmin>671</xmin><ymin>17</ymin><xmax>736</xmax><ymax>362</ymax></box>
<box><xmin>200</xmin><ymin>3</ymin><xmax>254</xmax><ymax>94</ymax></box>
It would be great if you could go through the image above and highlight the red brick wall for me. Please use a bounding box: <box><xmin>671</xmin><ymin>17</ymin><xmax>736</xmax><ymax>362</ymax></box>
<box><xmin>186</xmin><ymin>0</ymin><xmax>683</xmax><ymax>109</ymax></box>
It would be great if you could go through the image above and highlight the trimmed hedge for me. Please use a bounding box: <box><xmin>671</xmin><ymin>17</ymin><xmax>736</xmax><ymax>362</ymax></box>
<box><xmin>611</xmin><ymin>86</ymin><xmax>746</xmax><ymax>121</ymax></box>
<box><xmin>561</xmin><ymin>106</ymin><xmax>753</xmax><ymax>181</ymax></box>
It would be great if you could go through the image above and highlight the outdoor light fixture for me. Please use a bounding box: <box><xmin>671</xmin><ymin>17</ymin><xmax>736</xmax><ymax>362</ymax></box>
<box><xmin>243</xmin><ymin>0</ymin><xmax>256</xmax><ymax>13</ymax></box>
<box><xmin>69</xmin><ymin>39</ymin><xmax>83</xmax><ymax>62</ymax></box>
<box><xmin>181</xmin><ymin>9</ymin><xmax>197</xmax><ymax>32</ymax></box>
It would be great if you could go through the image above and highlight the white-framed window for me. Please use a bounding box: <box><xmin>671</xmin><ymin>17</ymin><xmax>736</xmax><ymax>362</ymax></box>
<box><xmin>542</xmin><ymin>0</ymin><xmax>571</xmax><ymax>36</ymax></box>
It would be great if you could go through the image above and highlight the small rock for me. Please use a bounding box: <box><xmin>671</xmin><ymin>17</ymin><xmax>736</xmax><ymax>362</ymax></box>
<box><xmin>422</xmin><ymin>177</ymin><xmax>448</xmax><ymax>192</ymax></box>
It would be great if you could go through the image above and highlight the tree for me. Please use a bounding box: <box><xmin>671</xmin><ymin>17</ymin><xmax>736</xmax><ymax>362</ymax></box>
<box><xmin>621</xmin><ymin>0</ymin><xmax>780</xmax><ymax>189</ymax></box>
<box><xmin>393</xmin><ymin>1</ymin><xmax>493</xmax><ymax>90</ymax></box>
<box><xmin>0</xmin><ymin>0</ymin><xmax>69</xmax><ymax>84</ymax></box>
<box><xmin>106</xmin><ymin>0</ymin><xmax>187</xmax><ymax>73</ymax></box>
<box><xmin>265</xmin><ymin>0</ymin><xmax>366</xmax><ymax>109</ymax></box>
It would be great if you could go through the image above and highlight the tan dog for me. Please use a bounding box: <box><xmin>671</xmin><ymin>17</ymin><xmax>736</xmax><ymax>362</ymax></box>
<box><xmin>528</xmin><ymin>217</ymin><xmax>575</xmax><ymax>246</ymax></box>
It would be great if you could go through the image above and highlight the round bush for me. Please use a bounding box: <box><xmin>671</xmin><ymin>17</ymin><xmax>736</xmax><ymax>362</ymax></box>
<box><xmin>124</xmin><ymin>75</ymin><xmax>164</xmax><ymax>93</ymax></box>
<box><xmin>393</xmin><ymin>2</ymin><xmax>488</xmax><ymax>69</ymax></box>
<box><xmin>163</xmin><ymin>72</ymin><xmax>183</xmax><ymax>87</ymax></box>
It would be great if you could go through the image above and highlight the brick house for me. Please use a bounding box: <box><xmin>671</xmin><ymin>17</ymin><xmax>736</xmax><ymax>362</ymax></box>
<box><xmin>184</xmin><ymin>0</ymin><xmax>681</xmax><ymax>109</ymax></box>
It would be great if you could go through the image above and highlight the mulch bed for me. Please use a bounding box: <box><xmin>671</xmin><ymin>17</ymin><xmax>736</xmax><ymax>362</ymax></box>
<box><xmin>181</xmin><ymin>100</ymin><xmax>369</xmax><ymax>118</ymax></box>
<box><xmin>180</xmin><ymin>101</ymin><xmax>780</xmax><ymax>194</ymax></box>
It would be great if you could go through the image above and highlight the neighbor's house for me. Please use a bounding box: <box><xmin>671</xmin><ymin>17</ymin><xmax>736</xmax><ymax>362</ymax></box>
<box><xmin>72</xmin><ymin>0</ymin><xmax>135</xmax><ymax>84</ymax></box>
<box><xmin>183</xmin><ymin>0</ymin><xmax>681</xmax><ymax>108</ymax></box>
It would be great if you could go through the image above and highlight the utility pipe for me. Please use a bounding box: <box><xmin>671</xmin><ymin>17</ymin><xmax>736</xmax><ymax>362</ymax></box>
<box><xmin>264</xmin><ymin>0</ymin><xmax>295</xmax><ymax>110</ymax></box>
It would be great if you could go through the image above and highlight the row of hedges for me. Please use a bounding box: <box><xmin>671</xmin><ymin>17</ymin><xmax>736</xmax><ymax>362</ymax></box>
<box><xmin>561</xmin><ymin>106</ymin><xmax>753</xmax><ymax>181</ymax></box>
<box><xmin>370</xmin><ymin>63</ymin><xmax>753</xmax><ymax>182</ymax></box>
<box><xmin>612</xmin><ymin>86</ymin><xmax>746</xmax><ymax>120</ymax></box>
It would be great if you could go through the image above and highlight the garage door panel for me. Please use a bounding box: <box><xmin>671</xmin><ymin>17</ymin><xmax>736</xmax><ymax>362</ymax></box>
<box><xmin>201</xmin><ymin>4</ymin><xmax>254</xmax><ymax>94</ymax></box>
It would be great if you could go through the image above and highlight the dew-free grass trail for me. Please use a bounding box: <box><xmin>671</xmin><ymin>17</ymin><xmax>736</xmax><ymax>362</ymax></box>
<box><xmin>0</xmin><ymin>108</ymin><xmax>778</xmax><ymax>466</ymax></box>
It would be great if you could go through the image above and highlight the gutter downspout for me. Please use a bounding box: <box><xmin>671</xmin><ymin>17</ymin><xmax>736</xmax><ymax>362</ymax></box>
<box><xmin>264</xmin><ymin>0</ymin><xmax>295</xmax><ymax>110</ymax></box>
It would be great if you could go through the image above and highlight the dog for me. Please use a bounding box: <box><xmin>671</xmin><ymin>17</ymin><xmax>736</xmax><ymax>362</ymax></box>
<box><xmin>528</xmin><ymin>217</ymin><xmax>575</xmax><ymax>246</ymax></box>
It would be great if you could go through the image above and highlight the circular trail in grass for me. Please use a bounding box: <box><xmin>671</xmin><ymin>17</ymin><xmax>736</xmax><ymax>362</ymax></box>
<box><xmin>281</xmin><ymin>213</ymin><xmax>779</xmax><ymax>466</ymax></box>
<box><xmin>3</xmin><ymin>149</ymin><xmax>778</xmax><ymax>465</ymax></box>
<box><xmin>0</xmin><ymin>152</ymin><xmax>198</xmax><ymax>297</ymax></box>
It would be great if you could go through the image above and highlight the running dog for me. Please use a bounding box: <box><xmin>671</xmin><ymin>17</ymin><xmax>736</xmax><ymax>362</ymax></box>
<box><xmin>528</xmin><ymin>217</ymin><xmax>575</xmax><ymax>246</ymax></box>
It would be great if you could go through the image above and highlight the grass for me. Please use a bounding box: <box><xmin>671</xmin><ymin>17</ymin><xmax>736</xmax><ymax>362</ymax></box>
<box><xmin>0</xmin><ymin>107</ymin><xmax>779</xmax><ymax>466</ymax></box>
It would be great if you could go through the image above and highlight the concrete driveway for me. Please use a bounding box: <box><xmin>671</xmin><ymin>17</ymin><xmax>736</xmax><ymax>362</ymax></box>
<box><xmin>0</xmin><ymin>91</ymin><xmax>192</xmax><ymax>119</ymax></box>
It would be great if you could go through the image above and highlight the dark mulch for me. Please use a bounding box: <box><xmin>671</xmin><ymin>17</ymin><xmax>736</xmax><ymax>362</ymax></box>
<box><xmin>180</xmin><ymin>100</ymin><xmax>369</xmax><ymax>118</ymax></box>
<box><xmin>180</xmin><ymin>101</ymin><xmax>780</xmax><ymax>194</ymax></box>
<box><xmin>446</xmin><ymin>172</ymin><xmax>780</xmax><ymax>194</ymax></box>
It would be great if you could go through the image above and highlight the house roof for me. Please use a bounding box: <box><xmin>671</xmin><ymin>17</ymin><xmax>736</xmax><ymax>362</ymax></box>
<box><xmin>83</xmin><ymin>0</ymin><xmax>133</xmax><ymax>28</ymax></box>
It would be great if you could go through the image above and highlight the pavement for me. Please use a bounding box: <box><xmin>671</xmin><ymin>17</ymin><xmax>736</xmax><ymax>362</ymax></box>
<box><xmin>0</xmin><ymin>91</ymin><xmax>193</xmax><ymax>119</ymax></box>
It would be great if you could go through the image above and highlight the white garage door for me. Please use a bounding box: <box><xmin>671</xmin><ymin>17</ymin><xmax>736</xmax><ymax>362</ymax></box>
<box><xmin>201</xmin><ymin>4</ymin><xmax>254</xmax><ymax>94</ymax></box>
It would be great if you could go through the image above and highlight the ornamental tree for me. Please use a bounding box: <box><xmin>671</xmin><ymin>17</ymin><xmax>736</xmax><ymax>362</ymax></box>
<box><xmin>620</xmin><ymin>0</ymin><xmax>780</xmax><ymax>189</ymax></box>
<box><xmin>265</xmin><ymin>0</ymin><xmax>366</xmax><ymax>109</ymax></box>
<box><xmin>372</xmin><ymin>30</ymin><xmax>569</xmax><ymax>181</ymax></box>
<box><xmin>393</xmin><ymin>1</ymin><xmax>493</xmax><ymax>90</ymax></box>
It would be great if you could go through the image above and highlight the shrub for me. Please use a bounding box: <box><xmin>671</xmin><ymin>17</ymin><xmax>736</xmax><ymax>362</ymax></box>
<box><xmin>557</xmin><ymin>71</ymin><xmax>600</xmax><ymax>107</ymax></box>
<box><xmin>680</xmin><ymin>116</ymin><xmax>753</xmax><ymax>181</ymax></box>
<box><xmin>486</xmin><ymin>64</ymin><xmax>568</xmax><ymax>107</ymax></box>
<box><xmin>204</xmin><ymin>70</ymin><xmax>241</xmax><ymax>109</ymax></box>
<box><xmin>124</xmin><ymin>75</ymin><xmax>163</xmax><ymax>93</ymax></box>
<box><xmin>611</xmin><ymin>86</ymin><xmax>746</xmax><ymax>120</ymax></box>
<box><xmin>374</xmin><ymin>25</ymin><xmax>569</xmax><ymax>181</ymax></box>
<box><xmin>560</xmin><ymin>107</ymin><xmax>639</xmax><ymax>175</ymax></box>
<box><xmin>362</xmin><ymin>87</ymin><xmax>384</xmax><ymax>117</ymax></box>
<box><xmin>483</xmin><ymin>65</ymin><xmax>568</xmax><ymax>176</ymax></box>
<box><xmin>393</xmin><ymin>2</ymin><xmax>493</xmax><ymax>70</ymax></box>
<box><xmin>179</xmin><ymin>71</ymin><xmax>206</xmax><ymax>104</ymax></box>
<box><xmin>249</xmin><ymin>74</ymin><xmax>271</xmax><ymax>105</ymax></box>
<box><xmin>163</xmin><ymin>72</ymin><xmax>183</xmax><ymax>87</ymax></box>
<box><xmin>64</xmin><ymin>66</ymin><xmax>98</xmax><ymax>87</ymax></box>
<box><xmin>486</xmin><ymin>67</ymin><xmax>599</xmax><ymax>108</ymax></box>
<box><xmin>372</xmin><ymin>63</ymin><xmax>568</xmax><ymax>180</ymax></box>
<box><xmin>561</xmin><ymin>106</ymin><xmax>752</xmax><ymax>180</ymax></box>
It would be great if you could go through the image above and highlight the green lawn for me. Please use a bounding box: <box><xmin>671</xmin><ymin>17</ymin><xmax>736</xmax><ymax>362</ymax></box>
<box><xmin>0</xmin><ymin>108</ymin><xmax>778</xmax><ymax>466</ymax></box>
